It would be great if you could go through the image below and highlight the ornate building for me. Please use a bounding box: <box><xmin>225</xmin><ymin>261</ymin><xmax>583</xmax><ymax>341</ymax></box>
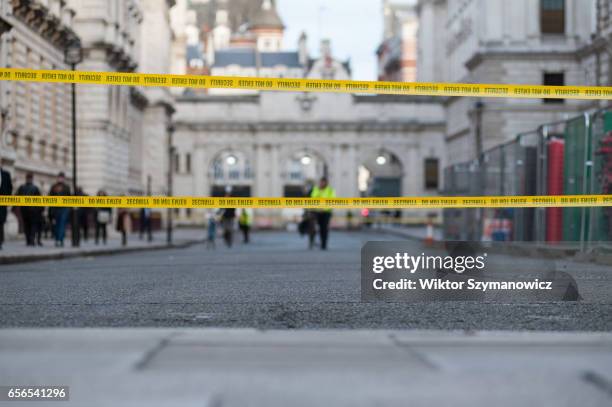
<box><xmin>0</xmin><ymin>0</ymin><xmax>78</xmax><ymax>192</ymax></box>
<box><xmin>171</xmin><ymin>0</ymin><xmax>446</xmax><ymax>225</ymax></box>
<box><xmin>69</xmin><ymin>0</ymin><xmax>175</xmax><ymax>196</ymax></box>
<box><xmin>377</xmin><ymin>0</ymin><xmax>418</xmax><ymax>82</ymax></box>
<box><xmin>417</xmin><ymin>0</ymin><xmax>600</xmax><ymax>165</ymax></box>
<box><xmin>0</xmin><ymin>0</ymin><xmax>176</xmax><ymax>238</ymax></box>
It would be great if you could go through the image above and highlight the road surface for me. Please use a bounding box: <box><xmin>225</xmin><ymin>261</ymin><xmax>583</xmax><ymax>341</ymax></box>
<box><xmin>1</xmin><ymin>230</ymin><xmax>611</xmax><ymax>330</ymax></box>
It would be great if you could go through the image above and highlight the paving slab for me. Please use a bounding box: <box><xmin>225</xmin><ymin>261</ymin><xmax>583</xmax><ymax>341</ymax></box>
<box><xmin>1</xmin><ymin>328</ymin><xmax>612</xmax><ymax>407</ymax></box>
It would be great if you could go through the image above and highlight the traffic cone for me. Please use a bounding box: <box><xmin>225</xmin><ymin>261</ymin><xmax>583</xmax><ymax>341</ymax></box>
<box><xmin>424</xmin><ymin>218</ymin><xmax>434</xmax><ymax>246</ymax></box>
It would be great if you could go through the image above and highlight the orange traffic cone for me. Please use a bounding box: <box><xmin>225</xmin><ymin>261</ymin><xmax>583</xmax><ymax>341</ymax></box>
<box><xmin>424</xmin><ymin>218</ymin><xmax>434</xmax><ymax>246</ymax></box>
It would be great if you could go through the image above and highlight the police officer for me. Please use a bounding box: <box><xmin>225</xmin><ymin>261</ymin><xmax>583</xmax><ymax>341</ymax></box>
<box><xmin>310</xmin><ymin>177</ymin><xmax>336</xmax><ymax>250</ymax></box>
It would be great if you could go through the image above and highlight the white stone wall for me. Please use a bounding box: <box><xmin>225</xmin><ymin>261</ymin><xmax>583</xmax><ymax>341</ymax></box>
<box><xmin>418</xmin><ymin>0</ymin><xmax>601</xmax><ymax>167</ymax></box>
<box><xmin>70</xmin><ymin>0</ymin><xmax>145</xmax><ymax>196</ymax></box>
<box><xmin>172</xmin><ymin>92</ymin><xmax>446</xmax><ymax>225</ymax></box>
<box><xmin>138</xmin><ymin>0</ymin><xmax>175</xmax><ymax>198</ymax></box>
<box><xmin>0</xmin><ymin>3</ymin><xmax>75</xmax><ymax>191</ymax></box>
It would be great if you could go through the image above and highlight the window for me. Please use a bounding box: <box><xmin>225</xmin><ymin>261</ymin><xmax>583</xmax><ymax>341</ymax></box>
<box><xmin>543</xmin><ymin>72</ymin><xmax>564</xmax><ymax>104</ymax></box>
<box><xmin>39</xmin><ymin>140</ymin><xmax>46</xmax><ymax>160</ymax></box>
<box><xmin>51</xmin><ymin>144</ymin><xmax>58</xmax><ymax>163</ymax></box>
<box><xmin>424</xmin><ymin>158</ymin><xmax>439</xmax><ymax>190</ymax></box>
<box><xmin>540</xmin><ymin>0</ymin><xmax>565</xmax><ymax>34</ymax></box>
<box><xmin>25</xmin><ymin>137</ymin><xmax>33</xmax><ymax>157</ymax></box>
<box><xmin>63</xmin><ymin>147</ymin><xmax>69</xmax><ymax>166</ymax></box>
<box><xmin>174</xmin><ymin>152</ymin><xmax>180</xmax><ymax>173</ymax></box>
<box><xmin>185</xmin><ymin>153</ymin><xmax>191</xmax><ymax>173</ymax></box>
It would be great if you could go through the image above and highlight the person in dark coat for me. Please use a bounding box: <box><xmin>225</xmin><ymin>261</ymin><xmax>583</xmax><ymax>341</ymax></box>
<box><xmin>139</xmin><ymin>208</ymin><xmax>152</xmax><ymax>242</ymax></box>
<box><xmin>94</xmin><ymin>190</ymin><xmax>112</xmax><ymax>245</ymax></box>
<box><xmin>16</xmin><ymin>172</ymin><xmax>42</xmax><ymax>246</ymax></box>
<box><xmin>48</xmin><ymin>172</ymin><xmax>71</xmax><ymax>247</ymax></box>
<box><xmin>0</xmin><ymin>166</ymin><xmax>13</xmax><ymax>250</ymax></box>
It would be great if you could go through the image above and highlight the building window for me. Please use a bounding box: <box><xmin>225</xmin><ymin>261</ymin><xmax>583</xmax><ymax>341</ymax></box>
<box><xmin>540</xmin><ymin>0</ymin><xmax>565</xmax><ymax>34</ymax></box>
<box><xmin>51</xmin><ymin>144</ymin><xmax>58</xmax><ymax>163</ymax></box>
<box><xmin>543</xmin><ymin>72</ymin><xmax>565</xmax><ymax>104</ymax></box>
<box><xmin>25</xmin><ymin>137</ymin><xmax>33</xmax><ymax>157</ymax></box>
<box><xmin>186</xmin><ymin>208</ymin><xmax>192</xmax><ymax>218</ymax></box>
<box><xmin>185</xmin><ymin>153</ymin><xmax>191</xmax><ymax>174</ymax></box>
<box><xmin>63</xmin><ymin>147</ymin><xmax>69</xmax><ymax>166</ymax></box>
<box><xmin>39</xmin><ymin>141</ymin><xmax>46</xmax><ymax>161</ymax></box>
<box><xmin>424</xmin><ymin>158</ymin><xmax>439</xmax><ymax>190</ymax></box>
<box><xmin>174</xmin><ymin>152</ymin><xmax>180</xmax><ymax>173</ymax></box>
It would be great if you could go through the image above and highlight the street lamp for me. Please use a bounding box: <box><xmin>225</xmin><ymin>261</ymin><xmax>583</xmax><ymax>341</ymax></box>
<box><xmin>65</xmin><ymin>37</ymin><xmax>83</xmax><ymax>248</ymax></box>
<box><xmin>167</xmin><ymin>123</ymin><xmax>175</xmax><ymax>245</ymax></box>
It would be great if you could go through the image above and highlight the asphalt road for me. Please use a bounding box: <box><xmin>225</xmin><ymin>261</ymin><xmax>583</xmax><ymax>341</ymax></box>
<box><xmin>1</xmin><ymin>230</ymin><xmax>611</xmax><ymax>330</ymax></box>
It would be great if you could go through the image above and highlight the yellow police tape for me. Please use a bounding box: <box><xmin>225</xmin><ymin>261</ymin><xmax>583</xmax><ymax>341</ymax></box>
<box><xmin>1</xmin><ymin>68</ymin><xmax>610</xmax><ymax>100</ymax></box>
<box><xmin>1</xmin><ymin>195</ymin><xmax>610</xmax><ymax>209</ymax></box>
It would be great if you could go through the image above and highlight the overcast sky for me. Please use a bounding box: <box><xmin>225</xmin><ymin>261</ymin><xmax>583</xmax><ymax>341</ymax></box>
<box><xmin>276</xmin><ymin>0</ymin><xmax>385</xmax><ymax>81</ymax></box>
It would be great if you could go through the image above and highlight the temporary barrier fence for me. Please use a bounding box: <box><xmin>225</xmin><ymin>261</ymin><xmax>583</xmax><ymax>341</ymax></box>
<box><xmin>443</xmin><ymin>109</ymin><xmax>612</xmax><ymax>246</ymax></box>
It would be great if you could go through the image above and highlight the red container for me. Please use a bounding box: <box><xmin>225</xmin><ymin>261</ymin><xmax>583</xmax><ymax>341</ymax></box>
<box><xmin>546</xmin><ymin>138</ymin><xmax>564</xmax><ymax>243</ymax></box>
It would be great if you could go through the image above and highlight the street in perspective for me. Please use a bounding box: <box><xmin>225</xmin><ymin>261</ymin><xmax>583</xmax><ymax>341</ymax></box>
<box><xmin>1</xmin><ymin>0</ymin><xmax>612</xmax><ymax>406</ymax></box>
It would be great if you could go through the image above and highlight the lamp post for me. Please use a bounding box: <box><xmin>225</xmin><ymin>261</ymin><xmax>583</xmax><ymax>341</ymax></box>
<box><xmin>167</xmin><ymin>123</ymin><xmax>175</xmax><ymax>245</ymax></box>
<box><xmin>65</xmin><ymin>38</ymin><xmax>83</xmax><ymax>247</ymax></box>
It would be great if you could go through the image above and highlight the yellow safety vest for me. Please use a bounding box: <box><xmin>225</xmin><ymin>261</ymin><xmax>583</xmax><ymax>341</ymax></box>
<box><xmin>310</xmin><ymin>186</ymin><xmax>336</xmax><ymax>212</ymax></box>
<box><xmin>239</xmin><ymin>209</ymin><xmax>252</xmax><ymax>226</ymax></box>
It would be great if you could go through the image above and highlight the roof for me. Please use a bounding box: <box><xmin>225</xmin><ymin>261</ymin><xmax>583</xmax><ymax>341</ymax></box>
<box><xmin>213</xmin><ymin>50</ymin><xmax>302</xmax><ymax>68</ymax></box>
<box><xmin>250</xmin><ymin>0</ymin><xmax>284</xmax><ymax>29</ymax></box>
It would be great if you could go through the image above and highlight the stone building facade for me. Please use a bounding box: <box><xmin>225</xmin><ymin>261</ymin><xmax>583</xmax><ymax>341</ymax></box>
<box><xmin>169</xmin><ymin>0</ymin><xmax>446</xmax><ymax>226</ymax></box>
<box><xmin>65</xmin><ymin>0</ymin><xmax>175</xmax><ymax>197</ymax></box>
<box><xmin>0</xmin><ymin>0</ymin><xmax>78</xmax><ymax>192</ymax></box>
<box><xmin>417</xmin><ymin>0</ymin><xmax>598</xmax><ymax>165</ymax></box>
<box><xmin>0</xmin><ymin>0</ymin><xmax>176</xmax><ymax>238</ymax></box>
<box><xmin>377</xmin><ymin>0</ymin><xmax>418</xmax><ymax>82</ymax></box>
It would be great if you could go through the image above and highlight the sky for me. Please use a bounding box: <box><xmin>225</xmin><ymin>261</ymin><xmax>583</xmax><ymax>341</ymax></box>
<box><xmin>276</xmin><ymin>0</ymin><xmax>385</xmax><ymax>81</ymax></box>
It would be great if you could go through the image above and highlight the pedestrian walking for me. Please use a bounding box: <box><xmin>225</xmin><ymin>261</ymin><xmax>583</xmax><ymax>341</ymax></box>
<box><xmin>139</xmin><ymin>208</ymin><xmax>153</xmax><ymax>242</ymax></box>
<box><xmin>76</xmin><ymin>187</ymin><xmax>90</xmax><ymax>241</ymax></box>
<box><xmin>48</xmin><ymin>172</ymin><xmax>71</xmax><ymax>247</ymax></box>
<box><xmin>220</xmin><ymin>206</ymin><xmax>235</xmax><ymax>248</ymax></box>
<box><xmin>116</xmin><ymin>208</ymin><xmax>132</xmax><ymax>246</ymax></box>
<box><xmin>16</xmin><ymin>172</ymin><xmax>42</xmax><ymax>246</ymax></box>
<box><xmin>238</xmin><ymin>208</ymin><xmax>252</xmax><ymax>243</ymax></box>
<box><xmin>94</xmin><ymin>190</ymin><xmax>111</xmax><ymax>245</ymax></box>
<box><xmin>310</xmin><ymin>177</ymin><xmax>336</xmax><ymax>250</ymax></box>
<box><xmin>0</xmin><ymin>165</ymin><xmax>13</xmax><ymax>250</ymax></box>
<box><xmin>206</xmin><ymin>211</ymin><xmax>217</xmax><ymax>250</ymax></box>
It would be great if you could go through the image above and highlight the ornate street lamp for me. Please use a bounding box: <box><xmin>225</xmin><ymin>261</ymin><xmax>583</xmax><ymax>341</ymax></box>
<box><xmin>65</xmin><ymin>38</ymin><xmax>83</xmax><ymax>247</ymax></box>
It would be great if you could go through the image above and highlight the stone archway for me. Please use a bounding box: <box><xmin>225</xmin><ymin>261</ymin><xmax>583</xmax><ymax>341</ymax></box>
<box><xmin>208</xmin><ymin>148</ymin><xmax>254</xmax><ymax>197</ymax></box>
<box><xmin>281</xmin><ymin>148</ymin><xmax>329</xmax><ymax>197</ymax></box>
<box><xmin>358</xmin><ymin>148</ymin><xmax>404</xmax><ymax>197</ymax></box>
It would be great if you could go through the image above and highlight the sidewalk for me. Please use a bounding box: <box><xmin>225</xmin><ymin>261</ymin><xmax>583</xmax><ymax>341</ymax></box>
<box><xmin>0</xmin><ymin>228</ymin><xmax>205</xmax><ymax>265</ymax></box>
<box><xmin>1</xmin><ymin>328</ymin><xmax>611</xmax><ymax>407</ymax></box>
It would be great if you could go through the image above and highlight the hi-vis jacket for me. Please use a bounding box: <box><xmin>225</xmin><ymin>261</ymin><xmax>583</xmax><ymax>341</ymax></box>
<box><xmin>310</xmin><ymin>186</ymin><xmax>336</xmax><ymax>212</ymax></box>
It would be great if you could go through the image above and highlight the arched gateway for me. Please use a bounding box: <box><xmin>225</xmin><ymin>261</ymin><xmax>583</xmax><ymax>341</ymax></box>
<box><xmin>172</xmin><ymin>92</ymin><xmax>446</xmax><ymax>225</ymax></box>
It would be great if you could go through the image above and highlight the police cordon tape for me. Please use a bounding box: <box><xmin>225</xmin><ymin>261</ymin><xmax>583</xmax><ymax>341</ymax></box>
<box><xmin>1</xmin><ymin>68</ymin><xmax>611</xmax><ymax>100</ymax></box>
<box><xmin>1</xmin><ymin>195</ymin><xmax>610</xmax><ymax>209</ymax></box>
